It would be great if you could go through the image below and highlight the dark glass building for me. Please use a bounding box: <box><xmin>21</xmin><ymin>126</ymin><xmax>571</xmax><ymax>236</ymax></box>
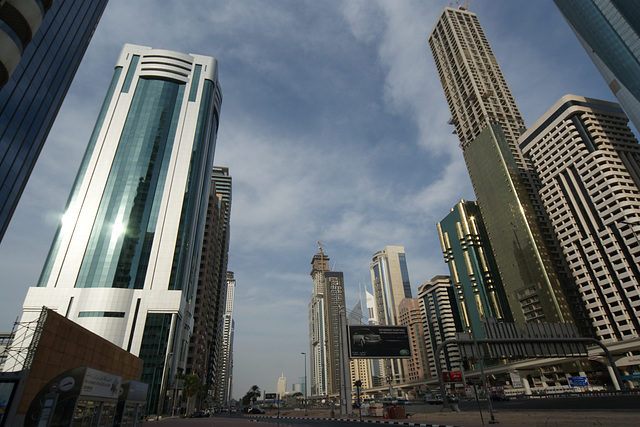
<box><xmin>0</xmin><ymin>0</ymin><xmax>109</xmax><ymax>243</ymax></box>
<box><xmin>555</xmin><ymin>0</ymin><xmax>640</xmax><ymax>133</ymax></box>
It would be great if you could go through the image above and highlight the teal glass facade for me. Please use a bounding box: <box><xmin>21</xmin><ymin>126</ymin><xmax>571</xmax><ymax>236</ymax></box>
<box><xmin>437</xmin><ymin>200</ymin><xmax>512</xmax><ymax>338</ymax></box>
<box><xmin>139</xmin><ymin>313</ymin><xmax>173</xmax><ymax>414</ymax></box>
<box><xmin>75</xmin><ymin>78</ymin><xmax>185</xmax><ymax>289</ymax></box>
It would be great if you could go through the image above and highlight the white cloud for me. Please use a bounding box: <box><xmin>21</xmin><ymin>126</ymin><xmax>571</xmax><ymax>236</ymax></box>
<box><xmin>0</xmin><ymin>0</ymin><xmax>616</xmax><ymax>401</ymax></box>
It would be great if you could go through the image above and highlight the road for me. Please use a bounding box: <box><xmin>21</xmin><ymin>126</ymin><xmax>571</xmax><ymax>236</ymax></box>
<box><xmin>150</xmin><ymin>395</ymin><xmax>640</xmax><ymax>426</ymax></box>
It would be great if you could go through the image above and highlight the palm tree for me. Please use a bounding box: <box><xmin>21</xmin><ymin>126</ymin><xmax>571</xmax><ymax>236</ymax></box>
<box><xmin>242</xmin><ymin>385</ymin><xmax>261</xmax><ymax>407</ymax></box>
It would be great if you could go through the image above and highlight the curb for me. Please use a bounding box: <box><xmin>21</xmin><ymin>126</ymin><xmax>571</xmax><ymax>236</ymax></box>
<box><xmin>251</xmin><ymin>415</ymin><xmax>459</xmax><ymax>427</ymax></box>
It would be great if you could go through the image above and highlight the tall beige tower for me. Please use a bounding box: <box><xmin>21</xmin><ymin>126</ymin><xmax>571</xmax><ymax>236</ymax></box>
<box><xmin>428</xmin><ymin>6</ymin><xmax>585</xmax><ymax>332</ymax></box>
<box><xmin>308</xmin><ymin>248</ymin><xmax>346</xmax><ymax>396</ymax></box>
<box><xmin>369</xmin><ymin>245</ymin><xmax>412</xmax><ymax>385</ymax></box>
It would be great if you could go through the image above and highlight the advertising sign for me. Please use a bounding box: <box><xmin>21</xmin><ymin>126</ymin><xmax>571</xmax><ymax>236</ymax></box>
<box><xmin>265</xmin><ymin>393</ymin><xmax>277</xmax><ymax>400</ymax></box>
<box><xmin>348</xmin><ymin>325</ymin><xmax>411</xmax><ymax>359</ymax></box>
<box><xmin>80</xmin><ymin>367</ymin><xmax>121</xmax><ymax>399</ymax></box>
<box><xmin>442</xmin><ymin>371</ymin><xmax>463</xmax><ymax>383</ymax></box>
<box><xmin>509</xmin><ymin>371</ymin><xmax>523</xmax><ymax>388</ymax></box>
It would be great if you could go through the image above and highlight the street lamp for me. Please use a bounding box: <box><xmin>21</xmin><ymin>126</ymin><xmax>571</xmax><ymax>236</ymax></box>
<box><xmin>301</xmin><ymin>352</ymin><xmax>308</xmax><ymax>416</ymax></box>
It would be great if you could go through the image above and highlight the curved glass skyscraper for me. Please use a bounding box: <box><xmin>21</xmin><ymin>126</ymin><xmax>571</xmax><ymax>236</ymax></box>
<box><xmin>17</xmin><ymin>44</ymin><xmax>222</xmax><ymax>414</ymax></box>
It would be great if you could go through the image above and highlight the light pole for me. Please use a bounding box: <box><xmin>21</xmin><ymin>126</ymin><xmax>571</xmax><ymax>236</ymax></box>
<box><xmin>301</xmin><ymin>352</ymin><xmax>308</xmax><ymax>416</ymax></box>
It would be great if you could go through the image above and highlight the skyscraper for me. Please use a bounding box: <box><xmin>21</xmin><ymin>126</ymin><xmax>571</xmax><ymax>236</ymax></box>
<box><xmin>520</xmin><ymin>94</ymin><xmax>640</xmax><ymax>341</ymax></box>
<box><xmin>0</xmin><ymin>0</ymin><xmax>109</xmax><ymax>243</ymax></box>
<box><xmin>16</xmin><ymin>44</ymin><xmax>222</xmax><ymax>414</ymax></box>
<box><xmin>417</xmin><ymin>276</ymin><xmax>463</xmax><ymax>379</ymax></box>
<box><xmin>369</xmin><ymin>245</ymin><xmax>412</xmax><ymax>384</ymax></box>
<box><xmin>217</xmin><ymin>271</ymin><xmax>236</xmax><ymax>407</ymax></box>
<box><xmin>554</xmin><ymin>0</ymin><xmax>640</xmax><ymax>132</ymax></box>
<box><xmin>437</xmin><ymin>200</ymin><xmax>512</xmax><ymax>335</ymax></box>
<box><xmin>369</xmin><ymin>246</ymin><xmax>412</xmax><ymax>326</ymax></box>
<box><xmin>308</xmin><ymin>247</ymin><xmax>346</xmax><ymax>396</ymax></box>
<box><xmin>429</xmin><ymin>6</ymin><xmax>581</xmax><ymax>330</ymax></box>
<box><xmin>187</xmin><ymin>169</ymin><xmax>232</xmax><ymax>408</ymax></box>
<box><xmin>397</xmin><ymin>297</ymin><xmax>429</xmax><ymax>383</ymax></box>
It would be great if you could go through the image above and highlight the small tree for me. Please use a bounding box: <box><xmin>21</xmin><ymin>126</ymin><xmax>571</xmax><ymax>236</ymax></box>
<box><xmin>183</xmin><ymin>374</ymin><xmax>201</xmax><ymax>414</ymax></box>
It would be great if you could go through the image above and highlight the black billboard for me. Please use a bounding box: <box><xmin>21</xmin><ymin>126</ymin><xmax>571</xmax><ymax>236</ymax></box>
<box><xmin>348</xmin><ymin>325</ymin><xmax>411</xmax><ymax>359</ymax></box>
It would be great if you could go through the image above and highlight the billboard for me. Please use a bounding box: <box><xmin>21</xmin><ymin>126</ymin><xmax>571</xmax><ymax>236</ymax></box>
<box><xmin>348</xmin><ymin>325</ymin><xmax>411</xmax><ymax>359</ymax></box>
<box><xmin>442</xmin><ymin>371</ymin><xmax>463</xmax><ymax>383</ymax></box>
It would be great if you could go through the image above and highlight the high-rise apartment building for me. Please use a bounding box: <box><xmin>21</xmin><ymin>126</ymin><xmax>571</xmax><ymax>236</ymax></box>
<box><xmin>308</xmin><ymin>248</ymin><xmax>346</xmax><ymax>396</ymax></box>
<box><xmin>428</xmin><ymin>6</ymin><xmax>582</xmax><ymax>331</ymax></box>
<box><xmin>16</xmin><ymin>44</ymin><xmax>222</xmax><ymax>414</ymax></box>
<box><xmin>554</xmin><ymin>0</ymin><xmax>640</xmax><ymax>132</ymax></box>
<box><xmin>0</xmin><ymin>0</ymin><xmax>109</xmax><ymax>243</ymax></box>
<box><xmin>217</xmin><ymin>271</ymin><xmax>236</xmax><ymax>407</ymax></box>
<box><xmin>207</xmin><ymin>168</ymin><xmax>233</xmax><ymax>406</ymax></box>
<box><xmin>417</xmin><ymin>276</ymin><xmax>463</xmax><ymax>378</ymax></box>
<box><xmin>369</xmin><ymin>245</ymin><xmax>412</xmax><ymax>384</ymax></box>
<box><xmin>397</xmin><ymin>298</ymin><xmax>429</xmax><ymax>383</ymax></box>
<box><xmin>437</xmin><ymin>200</ymin><xmax>512</xmax><ymax>334</ymax></box>
<box><xmin>520</xmin><ymin>95</ymin><xmax>640</xmax><ymax>341</ymax></box>
<box><xmin>186</xmin><ymin>181</ymin><xmax>221</xmax><ymax>394</ymax></box>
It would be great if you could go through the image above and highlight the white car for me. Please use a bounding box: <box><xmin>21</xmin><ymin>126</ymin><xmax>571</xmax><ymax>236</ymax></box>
<box><xmin>351</xmin><ymin>328</ymin><xmax>382</xmax><ymax>347</ymax></box>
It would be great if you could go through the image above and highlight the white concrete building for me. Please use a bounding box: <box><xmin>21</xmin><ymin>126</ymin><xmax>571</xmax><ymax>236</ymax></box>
<box><xmin>520</xmin><ymin>95</ymin><xmax>640</xmax><ymax>342</ymax></box>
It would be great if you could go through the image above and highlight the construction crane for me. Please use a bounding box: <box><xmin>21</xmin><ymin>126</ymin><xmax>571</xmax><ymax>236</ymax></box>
<box><xmin>455</xmin><ymin>0</ymin><xmax>470</xmax><ymax>10</ymax></box>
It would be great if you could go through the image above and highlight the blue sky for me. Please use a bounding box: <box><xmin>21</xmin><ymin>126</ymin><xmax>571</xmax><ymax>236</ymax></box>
<box><xmin>0</xmin><ymin>1</ymin><xmax>620</xmax><ymax>399</ymax></box>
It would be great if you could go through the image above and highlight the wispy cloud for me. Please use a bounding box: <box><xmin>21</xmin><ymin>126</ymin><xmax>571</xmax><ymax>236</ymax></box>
<box><xmin>0</xmin><ymin>0</ymin><xmax>618</xmax><ymax>398</ymax></box>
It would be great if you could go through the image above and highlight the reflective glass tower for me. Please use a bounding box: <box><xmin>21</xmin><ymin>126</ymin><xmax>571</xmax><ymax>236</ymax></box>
<box><xmin>437</xmin><ymin>200</ymin><xmax>512</xmax><ymax>337</ymax></box>
<box><xmin>0</xmin><ymin>0</ymin><xmax>109</xmax><ymax>243</ymax></box>
<box><xmin>554</xmin><ymin>0</ymin><xmax>640</xmax><ymax>133</ymax></box>
<box><xmin>17</xmin><ymin>44</ymin><xmax>222</xmax><ymax>415</ymax></box>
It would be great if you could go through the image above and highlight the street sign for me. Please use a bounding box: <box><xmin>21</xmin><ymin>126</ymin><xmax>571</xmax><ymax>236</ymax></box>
<box><xmin>621</xmin><ymin>374</ymin><xmax>640</xmax><ymax>380</ymax></box>
<box><xmin>567</xmin><ymin>376</ymin><xmax>589</xmax><ymax>387</ymax></box>
<box><xmin>265</xmin><ymin>393</ymin><xmax>277</xmax><ymax>400</ymax></box>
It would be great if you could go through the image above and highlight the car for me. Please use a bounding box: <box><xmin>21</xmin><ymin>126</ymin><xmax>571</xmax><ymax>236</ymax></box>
<box><xmin>490</xmin><ymin>394</ymin><xmax>510</xmax><ymax>402</ymax></box>
<box><xmin>425</xmin><ymin>394</ymin><xmax>443</xmax><ymax>405</ymax></box>
<box><xmin>396</xmin><ymin>398</ymin><xmax>411</xmax><ymax>406</ymax></box>
<box><xmin>351</xmin><ymin>328</ymin><xmax>382</xmax><ymax>347</ymax></box>
<box><xmin>247</xmin><ymin>407</ymin><xmax>265</xmax><ymax>414</ymax></box>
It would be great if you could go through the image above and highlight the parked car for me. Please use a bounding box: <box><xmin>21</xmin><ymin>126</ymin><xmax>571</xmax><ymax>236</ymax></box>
<box><xmin>247</xmin><ymin>407</ymin><xmax>266</xmax><ymax>414</ymax></box>
<box><xmin>490</xmin><ymin>394</ymin><xmax>510</xmax><ymax>402</ymax></box>
<box><xmin>425</xmin><ymin>394</ymin><xmax>443</xmax><ymax>405</ymax></box>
